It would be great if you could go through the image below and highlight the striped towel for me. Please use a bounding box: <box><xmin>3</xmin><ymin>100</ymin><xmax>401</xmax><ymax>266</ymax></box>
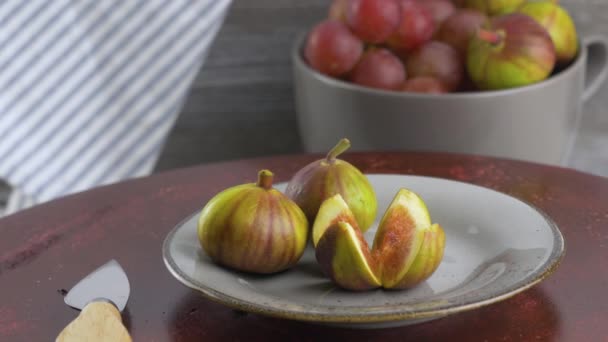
<box><xmin>0</xmin><ymin>0</ymin><xmax>231</xmax><ymax>216</ymax></box>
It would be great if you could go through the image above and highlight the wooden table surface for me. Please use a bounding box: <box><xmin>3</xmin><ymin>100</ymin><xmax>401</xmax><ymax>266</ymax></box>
<box><xmin>1</xmin><ymin>152</ymin><xmax>608</xmax><ymax>341</ymax></box>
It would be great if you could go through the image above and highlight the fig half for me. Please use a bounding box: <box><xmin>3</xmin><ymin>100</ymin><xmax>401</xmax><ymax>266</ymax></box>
<box><xmin>312</xmin><ymin>194</ymin><xmax>359</xmax><ymax>247</ymax></box>
<box><xmin>316</xmin><ymin>222</ymin><xmax>382</xmax><ymax>291</ymax></box>
<box><xmin>372</xmin><ymin>189</ymin><xmax>432</xmax><ymax>289</ymax></box>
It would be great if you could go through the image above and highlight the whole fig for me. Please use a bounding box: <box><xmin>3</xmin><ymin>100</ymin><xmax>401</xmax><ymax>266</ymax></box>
<box><xmin>285</xmin><ymin>138</ymin><xmax>377</xmax><ymax>232</ymax></box>
<box><xmin>467</xmin><ymin>14</ymin><xmax>556</xmax><ymax>90</ymax></box>
<box><xmin>198</xmin><ymin>170</ymin><xmax>309</xmax><ymax>274</ymax></box>
<box><xmin>519</xmin><ymin>2</ymin><xmax>578</xmax><ymax>64</ymax></box>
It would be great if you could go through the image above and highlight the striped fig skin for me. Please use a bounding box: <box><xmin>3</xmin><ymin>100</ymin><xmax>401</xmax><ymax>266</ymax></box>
<box><xmin>519</xmin><ymin>2</ymin><xmax>578</xmax><ymax>64</ymax></box>
<box><xmin>285</xmin><ymin>159</ymin><xmax>377</xmax><ymax>232</ymax></box>
<box><xmin>467</xmin><ymin>14</ymin><xmax>556</xmax><ymax>90</ymax></box>
<box><xmin>389</xmin><ymin>224</ymin><xmax>446</xmax><ymax>289</ymax></box>
<box><xmin>198</xmin><ymin>174</ymin><xmax>308</xmax><ymax>274</ymax></box>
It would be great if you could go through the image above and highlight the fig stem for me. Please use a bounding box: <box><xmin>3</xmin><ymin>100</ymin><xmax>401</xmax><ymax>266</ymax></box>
<box><xmin>257</xmin><ymin>170</ymin><xmax>274</xmax><ymax>189</ymax></box>
<box><xmin>326</xmin><ymin>138</ymin><xmax>351</xmax><ymax>161</ymax></box>
<box><xmin>477</xmin><ymin>29</ymin><xmax>502</xmax><ymax>45</ymax></box>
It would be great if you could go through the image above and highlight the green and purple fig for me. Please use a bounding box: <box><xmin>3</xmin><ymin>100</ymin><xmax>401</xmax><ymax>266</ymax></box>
<box><xmin>285</xmin><ymin>138</ymin><xmax>377</xmax><ymax>232</ymax></box>
<box><xmin>463</xmin><ymin>0</ymin><xmax>525</xmax><ymax>16</ymax></box>
<box><xmin>198</xmin><ymin>170</ymin><xmax>308</xmax><ymax>274</ymax></box>
<box><xmin>519</xmin><ymin>2</ymin><xmax>578</xmax><ymax>64</ymax></box>
<box><xmin>467</xmin><ymin>14</ymin><xmax>556</xmax><ymax>90</ymax></box>
<box><xmin>314</xmin><ymin>189</ymin><xmax>446</xmax><ymax>291</ymax></box>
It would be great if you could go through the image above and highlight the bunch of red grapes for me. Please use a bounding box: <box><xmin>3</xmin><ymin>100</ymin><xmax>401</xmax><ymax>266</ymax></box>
<box><xmin>305</xmin><ymin>0</ymin><xmax>482</xmax><ymax>94</ymax></box>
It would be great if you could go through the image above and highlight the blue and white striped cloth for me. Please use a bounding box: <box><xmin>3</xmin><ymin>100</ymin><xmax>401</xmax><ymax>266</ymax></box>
<box><xmin>0</xmin><ymin>0</ymin><xmax>231</xmax><ymax>216</ymax></box>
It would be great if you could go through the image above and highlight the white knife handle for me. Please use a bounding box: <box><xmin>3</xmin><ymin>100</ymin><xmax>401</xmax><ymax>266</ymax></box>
<box><xmin>56</xmin><ymin>301</ymin><xmax>131</xmax><ymax>342</ymax></box>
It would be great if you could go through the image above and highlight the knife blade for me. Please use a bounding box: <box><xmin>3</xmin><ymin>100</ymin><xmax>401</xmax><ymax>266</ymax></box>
<box><xmin>56</xmin><ymin>260</ymin><xmax>132</xmax><ymax>342</ymax></box>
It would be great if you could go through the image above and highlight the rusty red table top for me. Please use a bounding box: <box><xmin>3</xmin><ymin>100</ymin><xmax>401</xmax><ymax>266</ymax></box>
<box><xmin>1</xmin><ymin>152</ymin><xmax>607</xmax><ymax>341</ymax></box>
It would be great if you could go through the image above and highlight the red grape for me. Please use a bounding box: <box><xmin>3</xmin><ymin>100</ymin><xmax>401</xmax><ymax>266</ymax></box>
<box><xmin>387</xmin><ymin>0</ymin><xmax>435</xmax><ymax>53</ymax></box>
<box><xmin>402</xmin><ymin>77</ymin><xmax>448</xmax><ymax>93</ymax></box>
<box><xmin>351</xmin><ymin>48</ymin><xmax>406</xmax><ymax>90</ymax></box>
<box><xmin>436</xmin><ymin>9</ymin><xmax>487</xmax><ymax>57</ymax></box>
<box><xmin>405</xmin><ymin>41</ymin><xmax>463</xmax><ymax>91</ymax></box>
<box><xmin>305</xmin><ymin>20</ymin><xmax>363</xmax><ymax>77</ymax></box>
<box><xmin>347</xmin><ymin>0</ymin><xmax>401</xmax><ymax>43</ymax></box>
<box><xmin>329</xmin><ymin>0</ymin><xmax>349</xmax><ymax>22</ymax></box>
<box><xmin>418</xmin><ymin>0</ymin><xmax>455</xmax><ymax>26</ymax></box>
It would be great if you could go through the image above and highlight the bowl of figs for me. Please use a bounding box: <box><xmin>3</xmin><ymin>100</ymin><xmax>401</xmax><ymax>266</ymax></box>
<box><xmin>293</xmin><ymin>0</ymin><xmax>608</xmax><ymax>165</ymax></box>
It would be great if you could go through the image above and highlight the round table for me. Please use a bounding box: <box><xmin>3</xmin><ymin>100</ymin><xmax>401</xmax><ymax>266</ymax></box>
<box><xmin>1</xmin><ymin>152</ymin><xmax>607</xmax><ymax>341</ymax></box>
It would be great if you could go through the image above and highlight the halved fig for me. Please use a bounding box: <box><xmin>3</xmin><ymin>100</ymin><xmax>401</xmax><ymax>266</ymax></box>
<box><xmin>315</xmin><ymin>222</ymin><xmax>381</xmax><ymax>291</ymax></box>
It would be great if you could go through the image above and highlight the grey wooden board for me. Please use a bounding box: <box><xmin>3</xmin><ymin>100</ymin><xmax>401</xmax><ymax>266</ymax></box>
<box><xmin>155</xmin><ymin>0</ymin><xmax>608</xmax><ymax>177</ymax></box>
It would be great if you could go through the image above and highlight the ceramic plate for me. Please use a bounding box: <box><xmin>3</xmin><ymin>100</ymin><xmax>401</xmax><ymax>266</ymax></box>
<box><xmin>163</xmin><ymin>174</ymin><xmax>565</xmax><ymax>328</ymax></box>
